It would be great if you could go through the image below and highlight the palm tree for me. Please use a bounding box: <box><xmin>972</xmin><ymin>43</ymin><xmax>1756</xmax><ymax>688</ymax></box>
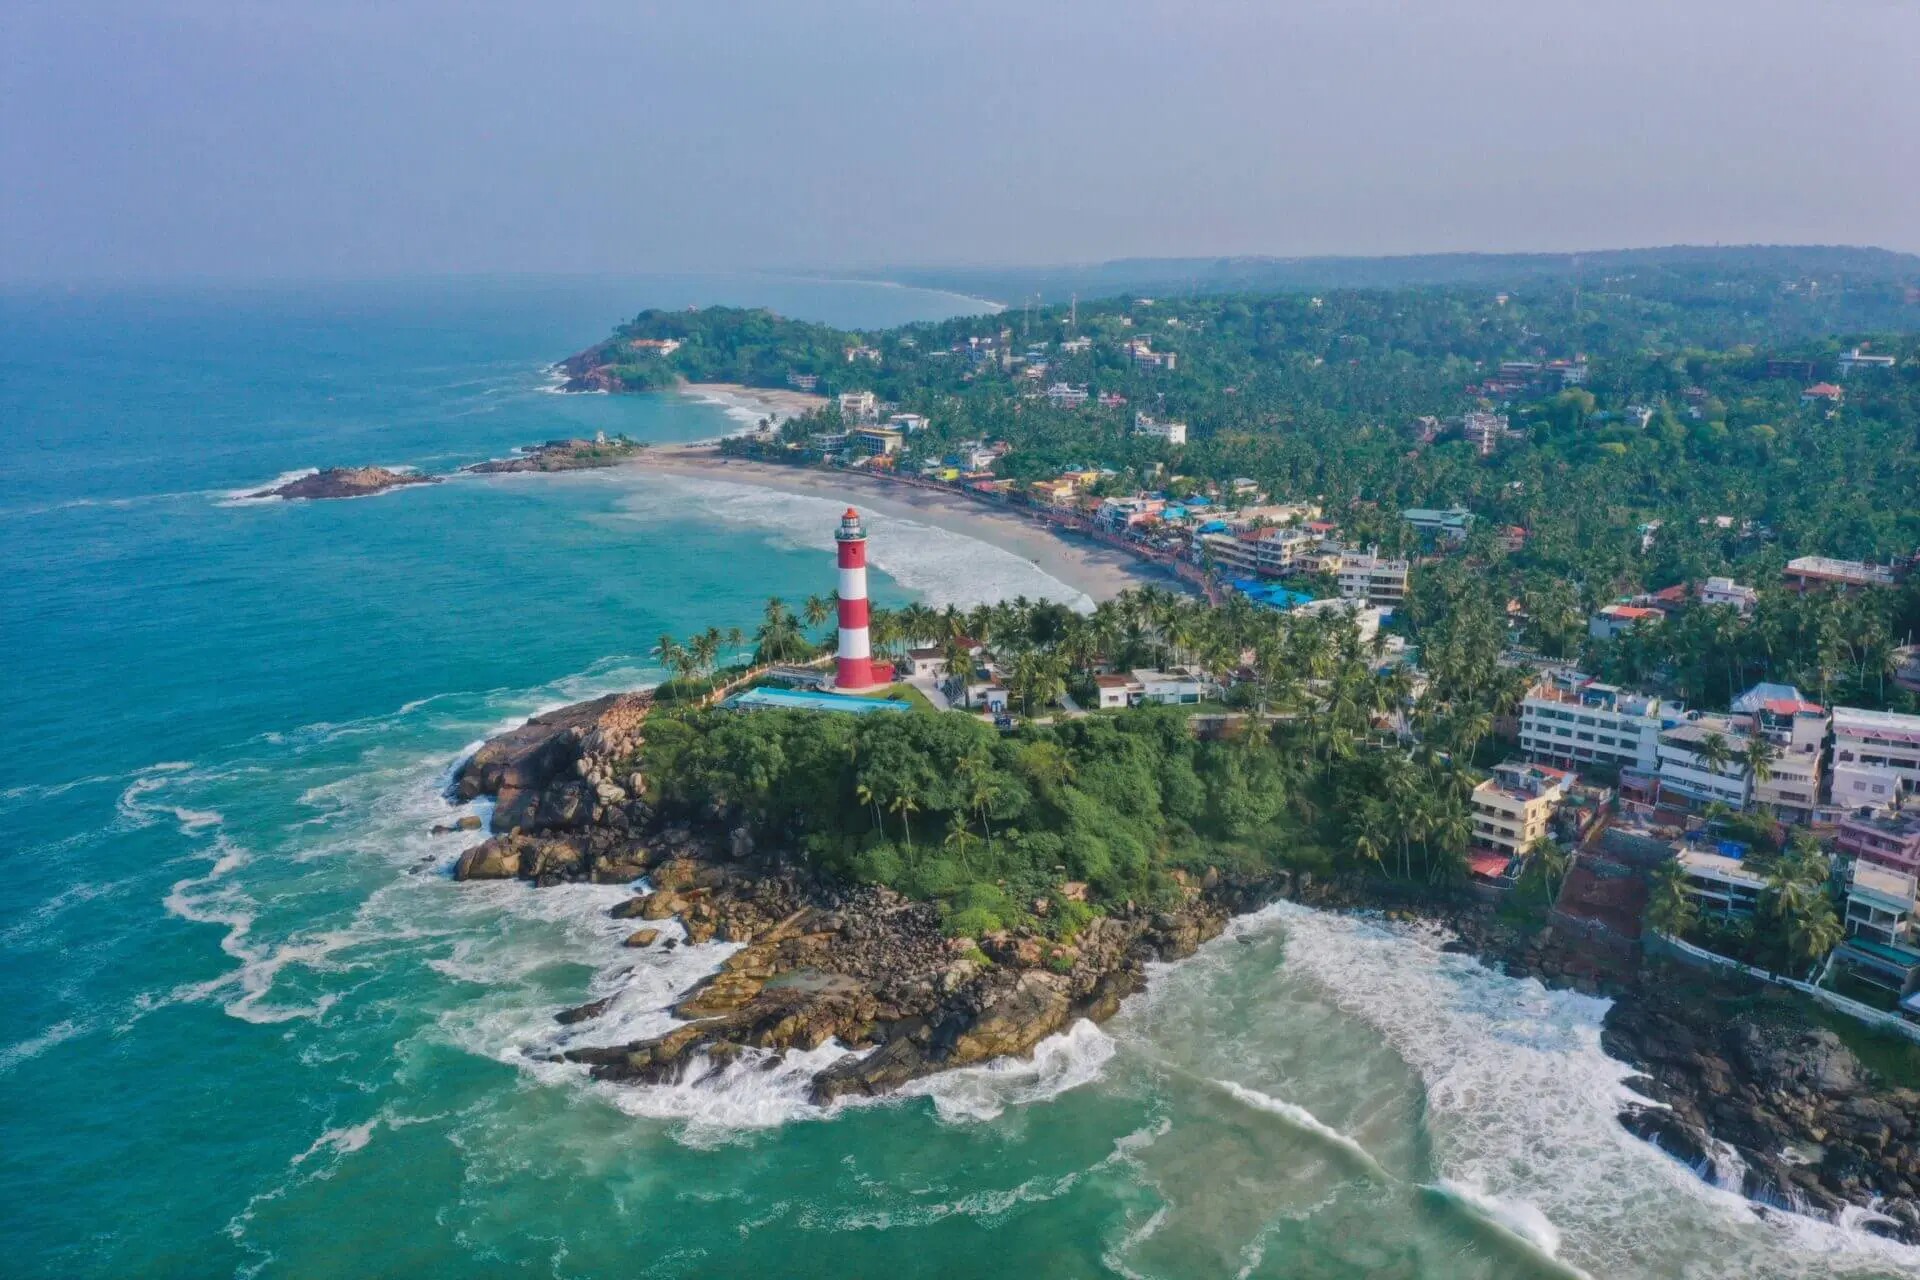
<box><xmin>1521</xmin><ymin>836</ymin><xmax>1571</xmax><ymax>904</ymax></box>
<box><xmin>652</xmin><ymin>632</ymin><xmax>679</xmax><ymax>668</ymax></box>
<box><xmin>1647</xmin><ymin>859</ymin><xmax>1699</xmax><ymax>938</ymax></box>
<box><xmin>754</xmin><ymin>599</ymin><xmax>809</xmax><ymax>664</ymax></box>
<box><xmin>1695</xmin><ymin>731</ymin><xmax>1734</xmax><ymax>782</ymax></box>
<box><xmin>688</xmin><ymin>628</ymin><xmax>721</xmax><ymax>679</ymax></box>
<box><xmin>1742</xmin><ymin>734</ymin><xmax>1775</xmax><ymax>808</ymax></box>
<box><xmin>854</xmin><ymin>780</ymin><xmax>884</xmax><ymax>829</ymax></box>
<box><xmin>1350</xmin><ymin>800</ymin><xmax>1391</xmax><ymax>876</ymax></box>
<box><xmin>943</xmin><ymin>825</ymin><xmax>980</xmax><ymax>871</ymax></box>
<box><xmin>803</xmin><ymin>594</ymin><xmax>834</xmax><ymax>629</ymax></box>
<box><xmin>1782</xmin><ymin>896</ymin><xmax>1843</xmax><ymax>974</ymax></box>
<box><xmin>1010</xmin><ymin>650</ymin><xmax>1066</xmax><ymax>717</ymax></box>
<box><xmin>888</xmin><ymin>790</ymin><xmax>920</xmax><ymax>849</ymax></box>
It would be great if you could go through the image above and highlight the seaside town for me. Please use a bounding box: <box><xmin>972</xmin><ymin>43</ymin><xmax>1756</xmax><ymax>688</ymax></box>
<box><xmin>22</xmin><ymin>6</ymin><xmax>1920</xmax><ymax>1277</ymax></box>
<box><xmin>605</xmin><ymin>307</ymin><xmax>1920</xmax><ymax>1044</ymax></box>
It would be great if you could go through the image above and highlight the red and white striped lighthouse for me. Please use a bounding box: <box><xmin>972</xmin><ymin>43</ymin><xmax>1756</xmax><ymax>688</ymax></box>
<box><xmin>833</xmin><ymin>507</ymin><xmax>877</xmax><ymax>689</ymax></box>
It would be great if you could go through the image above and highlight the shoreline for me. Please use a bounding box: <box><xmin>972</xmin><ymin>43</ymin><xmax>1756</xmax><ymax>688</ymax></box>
<box><xmin>444</xmin><ymin>688</ymin><xmax>1920</xmax><ymax>1248</ymax></box>
<box><xmin>677</xmin><ymin>382</ymin><xmax>827</xmax><ymax>426</ymax></box>
<box><xmin>625</xmin><ymin>445</ymin><xmax>1179</xmax><ymax>605</ymax></box>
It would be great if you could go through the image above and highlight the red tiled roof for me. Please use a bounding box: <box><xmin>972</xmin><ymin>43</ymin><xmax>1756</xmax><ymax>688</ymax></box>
<box><xmin>1469</xmin><ymin>852</ymin><xmax>1511</xmax><ymax>879</ymax></box>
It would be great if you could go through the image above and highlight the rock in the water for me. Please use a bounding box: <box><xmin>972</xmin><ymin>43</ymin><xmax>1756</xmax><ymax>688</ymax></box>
<box><xmin>453</xmin><ymin>836</ymin><xmax>523</xmax><ymax>880</ymax></box>
<box><xmin>624</xmin><ymin>928</ymin><xmax>661</xmax><ymax>948</ymax></box>
<box><xmin>252</xmin><ymin>466</ymin><xmax>438</xmax><ymax>501</ymax></box>
<box><xmin>462</xmin><ymin>437</ymin><xmax>643</xmax><ymax>474</ymax></box>
<box><xmin>555</xmin><ymin>996</ymin><xmax>615</xmax><ymax>1025</ymax></box>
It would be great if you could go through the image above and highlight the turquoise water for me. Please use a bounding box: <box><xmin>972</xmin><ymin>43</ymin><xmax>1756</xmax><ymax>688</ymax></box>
<box><xmin>2</xmin><ymin>278</ymin><xmax>1913</xmax><ymax>1279</ymax></box>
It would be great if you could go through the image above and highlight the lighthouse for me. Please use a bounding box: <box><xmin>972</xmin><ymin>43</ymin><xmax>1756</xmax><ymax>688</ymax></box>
<box><xmin>833</xmin><ymin>507</ymin><xmax>877</xmax><ymax>690</ymax></box>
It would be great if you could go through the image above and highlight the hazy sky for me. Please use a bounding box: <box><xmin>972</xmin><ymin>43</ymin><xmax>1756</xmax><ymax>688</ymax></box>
<box><xmin>5</xmin><ymin>0</ymin><xmax>1918</xmax><ymax>282</ymax></box>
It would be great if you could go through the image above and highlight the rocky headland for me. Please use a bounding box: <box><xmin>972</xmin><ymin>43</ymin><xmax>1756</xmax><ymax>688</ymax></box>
<box><xmin>446</xmin><ymin>692</ymin><xmax>1257</xmax><ymax>1104</ymax></box>
<box><xmin>252</xmin><ymin>466</ymin><xmax>438</xmax><ymax>501</ymax></box>
<box><xmin>445</xmin><ymin>693</ymin><xmax>1920</xmax><ymax>1242</ymax></box>
<box><xmin>463</xmin><ymin>437</ymin><xmax>644</xmax><ymax>474</ymax></box>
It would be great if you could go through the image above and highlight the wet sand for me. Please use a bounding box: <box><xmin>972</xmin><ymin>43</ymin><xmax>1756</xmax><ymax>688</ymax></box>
<box><xmin>678</xmin><ymin>383</ymin><xmax>828</xmax><ymax>423</ymax></box>
<box><xmin>632</xmin><ymin>446</ymin><xmax>1178</xmax><ymax>603</ymax></box>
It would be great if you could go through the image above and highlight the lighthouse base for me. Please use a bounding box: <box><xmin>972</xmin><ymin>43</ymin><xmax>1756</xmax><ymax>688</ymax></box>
<box><xmin>832</xmin><ymin>660</ymin><xmax>895</xmax><ymax>693</ymax></box>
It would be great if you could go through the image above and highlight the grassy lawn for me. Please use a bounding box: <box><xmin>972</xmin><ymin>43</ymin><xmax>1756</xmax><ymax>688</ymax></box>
<box><xmin>854</xmin><ymin>683</ymin><xmax>938</xmax><ymax>712</ymax></box>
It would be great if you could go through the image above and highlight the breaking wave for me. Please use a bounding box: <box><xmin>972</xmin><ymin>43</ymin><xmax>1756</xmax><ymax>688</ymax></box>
<box><xmin>1211</xmin><ymin>1078</ymin><xmax>1393</xmax><ymax>1181</ymax></box>
<box><xmin>618</xmin><ymin>474</ymin><xmax>1094</xmax><ymax>610</ymax></box>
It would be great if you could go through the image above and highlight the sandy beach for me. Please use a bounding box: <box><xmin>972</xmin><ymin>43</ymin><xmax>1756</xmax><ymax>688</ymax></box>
<box><xmin>631</xmin><ymin>445</ymin><xmax>1178</xmax><ymax>603</ymax></box>
<box><xmin>678</xmin><ymin>382</ymin><xmax>827</xmax><ymax>425</ymax></box>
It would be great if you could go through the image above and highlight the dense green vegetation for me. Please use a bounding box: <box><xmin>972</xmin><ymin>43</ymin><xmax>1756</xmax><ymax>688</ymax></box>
<box><xmin>600</xmin><ymin>254</ymin><xmax>1920</xmax><ymax>943</ymax></box>
<box><xmin>639</xmin><ymin>589</ymin><xmax>1510</xmax><ymax>936</ymax></box>
<box><xmin>580</xmin><ymin>306</ymin><xmax>854</xmax><ymax>392</ymax></box>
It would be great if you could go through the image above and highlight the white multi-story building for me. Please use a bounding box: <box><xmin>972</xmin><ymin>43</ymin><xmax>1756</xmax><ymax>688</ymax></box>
<box><xmin>1132</xmin><ymin>413</ymin><xmax>1188</xmax><ymax>446</ymax></box>
<box><xmin>1728</xmin><ymin>684</ymin><xmax>1827</xmax><ymax>821</ymax></box>
<box><xmin>1045</xmin><ymin>382</ymin><xmax>1090</xmax><ymax>408</ymax></box>
<box><xmin>1845</xmin><ymin>861</ymin><xmax>1919</xmax><ymax>949</ymax></box>
<box><xmin>1784</xmin><ymin>555</ymin><xmax>1897</xmax><ymax>593</ymax></box>
<box><xmin>1656</xmin><ymin>715</ymin><xmax>1754</xmax><ymax>810</ymax></box>
<box><xmin>1673</xmin><ymin>841</ymin><xmax>1767</xmax><ymax>917</ymax></box>
<box><xmin>1470</xmin><ymin>761</ymin><xmax>1573</xmax><ymax>859</ymax></box>
<box><xmin>1199</xmin><ymin>526</ymin><xmax>1319</xmax><ymax>578</ymax></box>
<box><xmin>837</xmin><ymin>390</ymin><xmax>879</xmax><ymax>422</ymax></box>
<box><xmin>1832</xmin><ymin>706</ymin><xmax>1920</xmax><ymax>810</ymax></box>
<box><xmin>1518</xmin><ymin>671</ymin><xmax>1679</xmax><ymax>774</ymax></box>
<box><xmin>1837</xmin><ymin>347</ymin><xmax>1898</xmax><ymax>376</ymax></box>
<box><xmin>1462</xmin><ymin>411</ymin><xmax>1515</xmax><ymax>456</ymax></box>
<box><xmin>1093</xmin><ymin>496</ymin><xmax>1166</xmax><ymax>533</ymax></box>
<box><xmin>1335</xmin><ymin>551</ymin><xmax>1409</xmax><ymax>606</ymax></box>
<box><xmin>1699</xmin><ymin>576</ymin><xmax>1759</xmax><ymax>612</ymax></box>
<box><xmin>1130</xmin><ymin>668</ymin><xmax>1211</xmax><ymax>705</ymax></box>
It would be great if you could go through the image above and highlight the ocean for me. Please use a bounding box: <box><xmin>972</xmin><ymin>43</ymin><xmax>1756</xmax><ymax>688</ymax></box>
<box><xmin>1</xmin><ymin>276</ymin><xmax>1912</xmax><ymax>1279</ymax></box>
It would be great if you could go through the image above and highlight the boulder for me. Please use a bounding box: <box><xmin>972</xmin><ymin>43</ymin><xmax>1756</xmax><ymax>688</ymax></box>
<box><xmin>453</xmin><ymin>837</ymin><xmax>523</xmax><ymax>881</ymax></box>
<box><xmin>555</xmin><ymin>995</ymin><xmax>615</xmax><ymax>1025</ymax></box>
<box><xmin>945</xmin><ymin>972</ymin><xmax>1072</xmax><ymax>1065</ymax></box>
<box><xmin>624</xmin><ymin>928</ymin><xmax>661</xmax><ymax>949</ymax></box>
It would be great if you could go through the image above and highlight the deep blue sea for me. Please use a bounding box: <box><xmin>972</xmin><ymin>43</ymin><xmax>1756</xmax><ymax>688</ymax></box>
<box><xmin>2</xmin><ymin>276</ymin><xmax>1912</xmax><ymax>1279</ymax></box>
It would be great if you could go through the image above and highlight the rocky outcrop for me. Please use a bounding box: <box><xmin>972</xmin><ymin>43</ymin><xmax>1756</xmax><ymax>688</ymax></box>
<box><xmin>556</xmin><ymin>343</ymin><xmax>665</xmax><ymax>394</ymax></box>
<box><xmin>251</xmin><ymin>466</ymin><xmax>438</xmax><ymax>501</ymax></box>
<box><xmin>1603</xmin><ymin>977</ymin><xmax>1920</xmax><ymax>1243</ymax></box>
<box><xmin>452</xmin><ymin>696</ymin><xmax>1247</xmax><ymax>1104</ymax></box>
<box><xmin>448</xmin><ymin>696</ymin><xmax>1920</xmax><ymax>1243</ymax></box>
<box><xmin>463</xmin><ymin>437</ymin><xmax>644</xmax><ymax>474</ymax></box>
<box><xmin>451</xmin><ymin>691</ymin><xmax>653</xmax><ymax>842</ymax></box>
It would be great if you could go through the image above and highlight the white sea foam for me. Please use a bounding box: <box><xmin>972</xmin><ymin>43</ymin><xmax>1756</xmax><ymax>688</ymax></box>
<box><xmin>217</xmin><ymin>468</ymin><xmax>317</xmax><ymax>506</ymax></box>
<box><xmin>290</xmin><ymin>1119</ymin><xmax>378</xmax><ymax>1165</ymax></box>
<box><xmin>903</xmin><ymin>1019</ymin><xmax>1117</xmax><ymax>1123</ymax></box>
<box><xmin>1262</xmin><ymin>902</ymin><xmax>1920</xmax><ymax>1277</ymax></box>
<box><xmin>618</xmin><ymin>475</ymin><xmax>1093</xmax><ymax>610</ymax></box>
<box><xmin>681</xmin><ymin>386</ymin><xmax>798</xmax><ymax>437</ymax></box>
<box><xmin>1211</xmin><ymin>1078</ymin><xmax>1393</xmax><ymax>1181</ymax></box>
<box><xmin>0</xmin><ymin>1017</ymin><xmax>92</xmax><ymax>1074</ymax></box>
